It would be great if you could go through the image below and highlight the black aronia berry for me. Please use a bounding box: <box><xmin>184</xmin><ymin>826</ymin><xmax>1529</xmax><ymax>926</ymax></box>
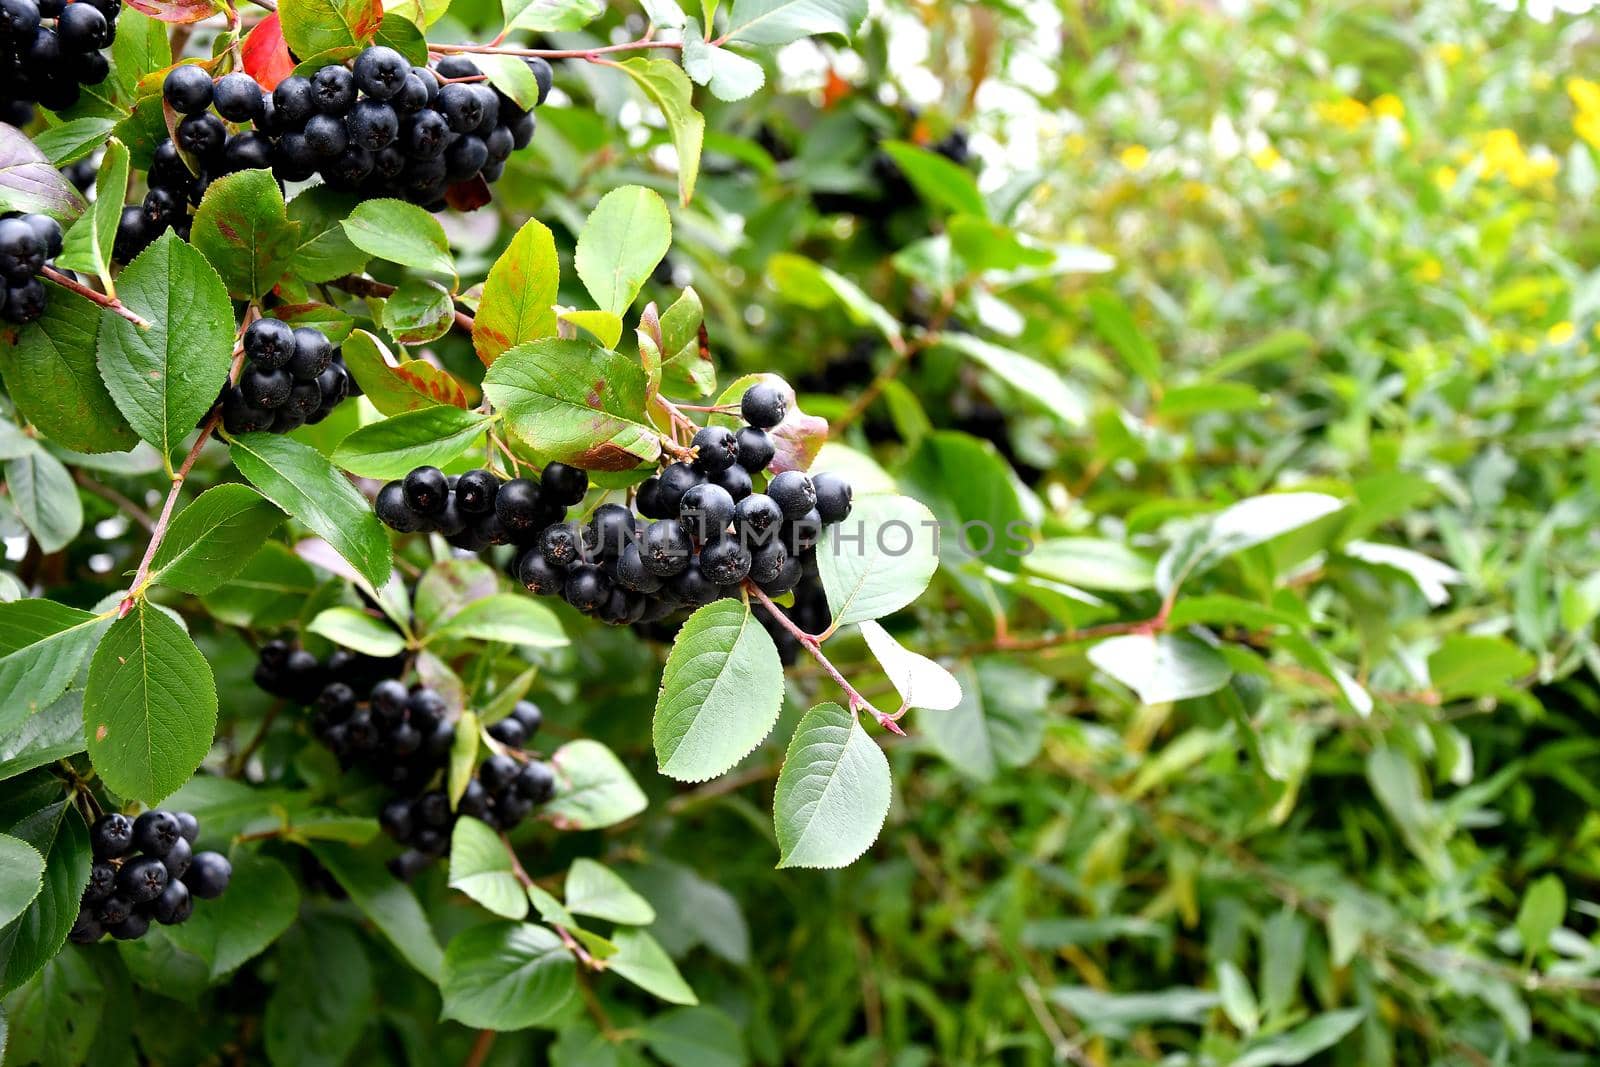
<box><xmin>372</xmin><ymin>380</ymin><xmax>856</xmax><ymax>629</ymax></box>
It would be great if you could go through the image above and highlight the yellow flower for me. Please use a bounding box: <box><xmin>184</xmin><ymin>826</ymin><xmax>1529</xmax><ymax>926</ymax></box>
<box><xmin>1479</xmin><ymin>129</ymin><xmax>1558</xmax><ymax>187</ymax></box>
<box><xmin>1250</xmin><ymin>144</ymin><xmax>1283</xmax><ymax>171</ymax></box>
<box><xmin>1316</xmin><ymin>97</ymin><xmax>1369</xmax><ymax>128</ymax></box>
<box><xmin>1436</xmin><ymin>43</ymin><xmax>1463</xmax><ymax>65</ymax></box>
<box><xmin>1548</xmin><ymin>321</ymin><xmax>1576</xmax><ymax>345</ymax></box>
<box><xmin>1570</xmin><ymin>78</ymin><xmax>1600</xmax><ymax>115</ymax></box>
<box><xmin>1433</xmin><ymin>165</ymin><xmax>1458</xmax><ymax>191</ymax></box>
<box><xmin>1414</xmin><ymin>258</ymin><xmax>1443</xmax><ymax>283</ymax></box>
<box><xmin>1576</xmin><ymin>110</ymin><xmax>1600</xmax><ymax>151</ymax></box>
<box><xmin>1064</xmin><ymin>133</ymin><xmax>1088</xmax><ymax>156</ymax></box>
<box><xmin>1181</xmin><ymin>180</ymin><xmax>1208</xmax><ymax>202</ymax></box>
<box><xmin>1372</xmin><ymin>94</ymin><xmax>1405</xmax><ymax>120</ymax></box>
<box><xmin>1120</xmin><ymin>145</ymin><xmax>1150</xmax><ymax>171</ymax></box>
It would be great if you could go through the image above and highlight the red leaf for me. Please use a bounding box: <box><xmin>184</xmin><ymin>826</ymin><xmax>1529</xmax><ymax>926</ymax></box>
<box><xmin>243</xmin><ymin>14</ymin><xmax>296</xmax><ymax>92</ymax></box>
<box><xmin>444</xmin><ymin>175</ymin><xmax>493</xmax><ymax>213</ymax></box>
<box><xmin>125</xmin><ymin>0</ymin><xmax>219</xmax><ymax>23</ymax></box>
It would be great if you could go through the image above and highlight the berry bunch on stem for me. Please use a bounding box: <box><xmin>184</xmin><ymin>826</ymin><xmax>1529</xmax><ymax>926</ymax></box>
<box><xmin>214</xmin><ymin>317</ymin><xmax>356</xmax><ymax>435</ymax></box>
<box><xmin>0</xmin><ymin>0</ymin><xmax>117</xmax><ymax>123</ymax></box>
<box><xmin>375</xmin><ymin>379</ymin><xmax>855</xmax><ymax>628</ymax></box>
<box><xmin>70</xmin><ymin>810</ymin><xmax>231</xmax><ymax>944</ymax></box>
<box><xmin>0</xmin><ymin>211</ymin><xmax>60</xmax><ymax>324</ymax></box>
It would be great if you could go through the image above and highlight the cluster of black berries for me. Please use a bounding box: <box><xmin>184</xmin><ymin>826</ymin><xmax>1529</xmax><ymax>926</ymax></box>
<box><xmin>153</xmin><ymin>47</ymin><xmax>549</xmax><ymax>214</ymax></box>
<box><xmin>0</xmin><ymin>0</ymin><xmax>118</xmax><ymax>126</ymax></box>
<box><xmin>382</xmin><ymin>701</ymin><xmax>554</xmax><ymax>881</ymax></box>
<box><xmin>0</xmin><ymin>211</ymin><xmax>59</xmax><ymax>324</ymax></box>
<box><xmin>214</xmin><ymin>317</ymin><xmax>356</xmax><ymax>435</ymax></box>
<box><xmin>374</xmin><ymin>380</ymin><xmax>855</xmax><ymax>628</ymax></box>
<box><xmin>69</xmin><ymin>810</ymin><xmax>231</xmax><ymax>943</ymax></box>
<box><xmin>252</xmin><ymin>636</ymin><xmax>403</xmax><ymax>705</ymax></box>
<box><xmin>376</xmin><ymin>458</ymin><xmax>587</xmax><ymax>552</ymax></box>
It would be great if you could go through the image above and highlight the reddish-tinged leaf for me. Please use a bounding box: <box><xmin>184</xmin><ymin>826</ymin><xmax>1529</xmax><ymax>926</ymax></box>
<box><xmin>770</xmin><ymin>408</ymin><xmax>828</xmax><ymax>473</ymax></box>
<box><xmin>243</xmin><ymin>14</ymin><xmax>296</xmax><ymax>91</ymax></box>
<box><xmin>126</xmin><ymin>0</ymin><xmax>219</xmax><ymax>23</ymax></box>
<box><xmin>394</xmin><ymin>360</ymin><xmax>474</xmax><ymax>409</ymax></box>
<box><xmin>0</xmin><ymin>124</ymin><xmax>86</xmax><ymax>221</ymax></box>
<box><xmin>444</xmin><ymin>176</ymin><xmax>492</xmax><ymax>213</ymax></box>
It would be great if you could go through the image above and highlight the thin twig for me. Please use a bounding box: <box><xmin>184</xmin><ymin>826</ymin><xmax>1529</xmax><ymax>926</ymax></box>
<box><xmin>461</xmin><ymin>1030</ymin><xmax>496</xmax><ymax>1067</ymax></box>
<box><xmin>746</xmin><ymin>584</ymin><xmax>903</xmax><ymax>734</ymax></box>
<box><xmin>72</xmin><ymin>470</ymin><xmax>155</xmax><ymax>532</ymax></box>
<box><xmin>41</xmin><ymin>266</ymin><xmax>148</xmax><ymax>328</ymax></box>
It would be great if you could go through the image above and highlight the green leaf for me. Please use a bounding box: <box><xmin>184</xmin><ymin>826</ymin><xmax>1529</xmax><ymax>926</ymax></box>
<box><xmin>229</xmin><ymin>431</ymin><xmax>393</xmax><ymax>589</ymax></box>
<box><xmin>563</xmin><ymin>859</ymin><xmax>656</xmax><ymax>925</ymax></box>
<box><xmin>31</xmin><ymin>119</ymin><xmax>118</xmax><ymax>168</ymax></box>
<box><xmin>483</xmin><ymin>338</ymin><xmax>661</xmax><ymax>471</ymax></box>
<box><xmin>97</xmin><ymin>231</ymin><xmax>234</xmax><ymax>458</ymax></box>
<box><xmin>1217</xmin><ymin>960</ymin><xmax>1260</xmax><ymax>1035</ymax></box>
<box><xmin>1155</xmin><ymin>492</ymin><xmax>1346</xmax><ymax>597</ymax></box>
<box><xmin>917</xmin><ymin>661</ymin><xmax>1047</xmax><ymax>781</ymax></box>
<box><xmin>164</xmin><ymin>854</ymin><xmax>299</xmax><ymax>980</ymax></box>
<box><xmin>1087</xmin><ymin>634</ymin><xmax>1231</xmax><ymax>705</ymax></box>
<box><xmin>263</xmin><ymin>919</ymin><xmax>375</xmax><ymax>1067</ymax></box>
<box><xmin>440</xmin><ymin>922</ymin><xmax>577</xmax><ymax>1030</ymax></box>
<box><xmin>1428</xmin><ymin>635</ymin><xmax>1534</xmax><ymax>700</ymax></box>
<box><xmin>373</xmin><ymin>11</ymin><xmax>428</xmax><ymax>63</ymax></box>
<box><xmin>1515</xmin><ymin>874</ymin><xmax>1566</xmax><ymax>955</ymax></box>
<box><xmin>682</xmin><ymin>30</ymin><xmax>765</xmax><ymax>104</ymax></box>
<box><xmin>615</xmin><ymin>59</ymin><xmax>705</xmax><ymax>205</ymax></box>
<box><xmin>430</xmin><ymin>594</ymin><xmax>567</xmax><ymax>648</ymax></box>
<box><xmin>0</xmin><ymin>125</ymin><xmax>85</xmax><ymax>221</ymax></box>
<box><xmin>0</xmin><ymin>601</ymin><xmax>105</xmax><ymax>732</ymax></box>
<box><xmin>2</xmin><ymin>947</ymin><xmax>103</xmax><ymax>1065</ymax></box>
<box><xmin>1232</xmin><ymin>1009</ymin><xmax>1365</xmax><ymax>1067</ymax></box>
<box><xmin>574</xmin><ymin>185</ymin><xmax>672</xmax><ymax>317</ymax></box>
<box><xmin>0</xmin><ymin>284</ymin><xmax>136</xmax><ymax>453</ymax></box>
<box><xmin>858</xmin><ymin>620</ymin><xmax>962</xmax><ymax>712</ymax></box>
<box><xmin>56</xmin><ymin>138</ymin><xmax>129</xmax><ymax>284</ymax></box>
<box><xmin>1156</xmin><ymin>381</ymin><xmax>1267</xmax><ymax>418</ymax></box>
<box><xmin>278</xmin><ymin>0</ymin><xmax>383</xmax><ymax>56</ymax></box>
<box><xmin>4</xmin><ymin>449</ymin><xmax>82</xmax><ymax>553</ymax></box>
<box><xmin>448</xmin><ymin>709</ymin><xmax>479</xmax><ymax>810</ymax></box>
<box><xmin>1047</xmin><ymin>985</ymin><xmax>1219</xmax><ymax>1038</ymax></box>
<box><xmin>332</xmin><ymin>406</ymin><xmax>489</xmax><ymax>479</ymax></box>
<box><xmin>559</xmin><ymin>308</ymin><xmax>623</xmax><ymax>349</ymax></box>
<box><xmin>723</xmin><ymin>0</ymin><xmax>864</xmax><ymax>45</ymax></box>
<box><xmin>200</xmin><ymin>542</ymin><xmax>318</xmax><ymax>628</ymax></box>
<box><xmin>340</xmin><ymin>199</ymin><xmax>455</xmax><ymax>281</ymax></box>
<box><xmin>767</xmin><ymin>253</ymin><xmax>901</xmax><ymax>346</ymax></box>
<box><xmin>381</xmin><ymin>277</ymin><xmax>455</xmax><ymax>345</ymax></box>
<box><xmin>150</xmin><ymin>483</ymin><xmax>284</xmax><ymax>595</ymax></box>
<box><xmin>654</xmin><ymin>600</ymin><xmax>783</xmax><ymax>783</ymax></box>
<box><xmin>1087</xmin><ymin>291</ymin><xmax>1161</xmax><ymax>386</ymax></box>
<box><xmin>500</xmin><ymin>0</ymin><xmax>603</xmax><ymax>35</ymax></box>
<box><xmin>0</xmin><ymin>835</ymin><xmax>44</xmax><ymax>929</ymax></box>
<box><xmin>880</xmin><ymin>140</ymin><xmax>986</xmax><ymax>217</ymax></box>
<box><xmin>544</xmin><ymin>739</ymin><xmax>647</xmax><ymax>830</ymax></box>
<box><xmin>307</xmin><ymin>607</ymin><xmax>406</xmax><ymax>658</ymax></box>
<box><xmin>472</xmin><ymin>218</ymin><xmax>559</xmax><ymax>366</ymax></box>
<box><xmin>83</xmin><ymin>600</ymin><xmax>217</xmax><ymax>804</ymax></box>
<box><xmin>0</xmin><ymin>691</ymin><xmax>87</xmax><ymax>781</ymax></box>
<box><xmin>606</xmin><ymin>929</ymin><xmax>697</xmax><ymax>1005</ymax></box>
<box><xmin>190</xmin><ymin>169</ymin><xmax>301</xmax><ymax>299</ymax></box>
<box><xmin>643</xmin><ymin>1006</ymin><xmax>747</xmax><ymax>1067</ymax></box>
<box><xmin>287</xmin><ymin>186</ymin><xmax>369</xmax><ymax>282</ymax></box>
<box><xmin>474</xmin><ymin>52</ymin><xmax>545</xmax><ymax>110</ymax></box>
<box><xmin>0</xmin><ymin>803</ymin><xmax>89</xmax><ymax>996</ymax></box>
<box><xmin>773</xmin><ymin>702</ymin><xmax>890</xmax><ymax>869</ymax></box>
<box><xmin>1024</xmin><ymin>538</ymin><xmax>1154</xmax><ymax>592</ymax></box>
<box><xmin>935</xmin><ymin>333</ymin><xmax>1087</xmax><ymax>428</ymax></box>
<box><xmin>305</xmin><ymin>842</ymin><xmax>442</xmax><ymax>982</ymax></box>
<box><xmin>816</xmin><ymin>493</ymin><xmax>940</xmax><ymax>626</ymax></box>
<box><xmin>447</xmin><ymin>818</ymin><xmax>529</xmax><ymax>920</ymax></box>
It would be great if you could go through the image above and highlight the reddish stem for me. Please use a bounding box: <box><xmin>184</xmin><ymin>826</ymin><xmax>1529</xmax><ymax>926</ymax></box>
<box><xmin>746</xmin><ymin>584</ymin><xmax>904</xmax><ymax>735</ymax></box>
<box><xmin>41</xmin><ymin>266</ymin><xmax>149</xmax><ymax>328</ymax></box>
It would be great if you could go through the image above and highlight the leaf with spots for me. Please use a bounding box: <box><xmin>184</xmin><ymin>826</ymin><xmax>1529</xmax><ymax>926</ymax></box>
<box><xmin>83</xmin><ymin>600</ymin><xmax>218</xmax><ymax>805</ymax></box>
<box><xmin>482</xmin><ymin>338</ymin><xmax>661</xmax><ymax>471</ymax></box>
<box><xmin>191</xmin><ymin>169</ymin><xmax>302</xmax><ymax>300</ymax></box>
<box><xmin>473</xmin><ymin>218</ymin><xmax>559</xmax><ymax>367</ymax></box>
